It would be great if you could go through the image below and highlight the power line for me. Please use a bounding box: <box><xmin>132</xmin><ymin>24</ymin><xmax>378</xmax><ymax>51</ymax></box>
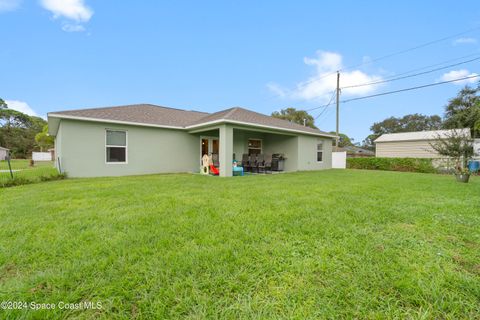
<box><xmin>297</xmin><ymin>26</ymin><xmax>480</xmax><ymax>86</ymax></box>
<box><xmin>313</xmin><ymin>91</ymin><xmax>336</xmax><ymax>119</ymax></box>
<box><xmin>341</xmin><ymin>74</ymin><xmax>480</xmax><ymax>104</ymax></box>
<box><xmin>343</xmin><ymin>26</ymin><xmax>480</xmax><ymax>71</ymax></box>
<box><xmin>341</xmin><ymin>56</ymin><xmax>480</xmax><ymax>89</ymax></box>
<box><xmin>374</xmin><ymin>52</ymin><xmax>480</xmax><ymax>82</ymax></box>
<box><xmin>304</xmin><ymin>90</ymin><xmax>336</xmax><ymax>112</ymax></box>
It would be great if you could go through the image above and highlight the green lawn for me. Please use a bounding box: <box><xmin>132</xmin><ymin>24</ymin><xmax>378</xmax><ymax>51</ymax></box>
<box><xmin>0</xmin><ymin>170</ymin><xmax>479</xmax><ymax>319</ymax></box>
<box><xmin>0</xmin><ymin>160</ymin><xmax>58</xmax><ymax>186</ymax></box>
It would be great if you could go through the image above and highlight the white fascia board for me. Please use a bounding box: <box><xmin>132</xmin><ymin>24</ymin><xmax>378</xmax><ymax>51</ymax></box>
<box><xmin>47</xmin><ymin>113</ymin><xmax>338</xmax><ymax>138</ymax></box>
<box><xmin>47</xmin><ymin>113</ymin><xmax>185</xmax><ymax>130</ymax></box>
<box><xmin>186</xmin><ymin>119</ymin><xmax>337</xmax><ymax>138</ymax></box>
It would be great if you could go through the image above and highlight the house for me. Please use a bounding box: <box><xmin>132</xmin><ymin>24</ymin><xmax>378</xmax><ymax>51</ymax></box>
<box><xmin>374</xmin><ymin>128</ymin><xmax>471</xmax><ymax>158</ymax></box>
<box><xmin>0</xmin><ymin>147</ymin><xmax>8</xmax><ymax>160</ymax></box>
<box><xmin>47</xmin><ymin>104</ymin><xmax>336</xmax><ymax>177</ymax></box>
<box><xmin>337</xmin><ymin>145</ymin><xmax>374</xmax><ymax>158</ymax></box>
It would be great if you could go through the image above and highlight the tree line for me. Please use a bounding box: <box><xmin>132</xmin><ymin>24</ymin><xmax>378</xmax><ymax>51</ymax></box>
<box><xmin>0</xmin><ymin>99</ymin><xmax>53</xmax><ymax>159</ymax></box>
<box><xmin>272</xmin><ymin>83</ymin><xmax>480</xmax><ymax>149</ymax></box>
<box><xmin>1</xmin><ymin>83</ymin><xmax>478</xmax><ymax>158</ymax></box>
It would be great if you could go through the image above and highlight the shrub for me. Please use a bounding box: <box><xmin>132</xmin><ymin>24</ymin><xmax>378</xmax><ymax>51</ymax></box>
<box><xmin>40</xmin><ymin>173</ymin><xmax>66</xmax><ymax>182</ymax></box>
<box><xmin>347</xmin><ymin>157</ymin><xmax>436</xmax><ymax>173</ymax></box>
<box><xmin>1</xmin><ymin>177</ymin><xmax>33</xmax><ymax>188</ymax></box>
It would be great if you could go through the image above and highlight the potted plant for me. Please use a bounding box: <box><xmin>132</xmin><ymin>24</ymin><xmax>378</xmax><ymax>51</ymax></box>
<box><xmin>430</xmin><ymin>129</ymin><xmax>474</xmax><ymax>183</ymax></box>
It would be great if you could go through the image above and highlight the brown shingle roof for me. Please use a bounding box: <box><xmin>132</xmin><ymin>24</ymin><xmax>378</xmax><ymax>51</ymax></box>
<box><xmin>189</xmin><ymin>107</ymin><xmax>333</xmax><ymax>136</ymax></box>
<box><xmin>49</xmin><ymin>104</ymin><xmax>334</xmax><ymax>137</ymax></box>
<box><xmin>50</xmin><ymin>104</ymin><xmax>208</xmax><ymax>128</ymax></box>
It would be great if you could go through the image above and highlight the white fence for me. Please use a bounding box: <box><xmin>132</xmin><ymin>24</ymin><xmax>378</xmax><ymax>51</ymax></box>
<box><xmin>332</xmin><ymin>151</ymin><xmax>346</xmax><ymax>169</ymax></box>
<box><xmin>474</xmin><ymin>139</ymin><xmax>480</xmax><ymax>158</ymax></box>
<box><xmin>32</xmin><ymin>152</ymin><xmax>52</xmax><ymax>161</ymax></box>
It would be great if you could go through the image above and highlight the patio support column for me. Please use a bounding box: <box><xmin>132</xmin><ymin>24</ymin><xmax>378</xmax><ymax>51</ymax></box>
<box><xmin>219</xmin><ymin>124</ymin><xmax>233</xmax><ymax>177</ymax></box>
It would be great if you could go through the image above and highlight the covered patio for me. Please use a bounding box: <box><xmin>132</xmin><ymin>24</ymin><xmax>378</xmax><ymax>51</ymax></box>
<box><xmin>190</xmin><ymin>124</ymin><xmax>299</xmax><ymax>177</ymax></box>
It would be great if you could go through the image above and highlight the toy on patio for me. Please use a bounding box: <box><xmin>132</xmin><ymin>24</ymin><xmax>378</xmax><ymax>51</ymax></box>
<box><xmin>232</xmin><ymin>160</ymin><xmax>244</xmax><ymax>176</ymax></box>
<box><xmin>201</xmin><ymin>154</ymin><xmax>210</xmax><ymax>175</ymax></box>
<box><xmin>209</xmin><ymin>162</ymin><xmax>219</xmax><ymax>175</ymax></box>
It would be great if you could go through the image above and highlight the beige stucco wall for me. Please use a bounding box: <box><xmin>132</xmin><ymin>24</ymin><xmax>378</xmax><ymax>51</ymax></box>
<box><xmin>375</xmin><ymin>140</ymin><xmax>439</xmax><ymax>158</ymax></box>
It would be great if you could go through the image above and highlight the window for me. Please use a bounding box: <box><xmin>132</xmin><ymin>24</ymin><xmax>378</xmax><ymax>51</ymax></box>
<box><xmin>248</xmin><ymin>139</ymin><xmax>262</xmax><ymax>155</ymax></box>
<box><xmin>316</xmin><ymin>141</ymin><xmax>323</xmax><ymax>162</ymax></box>
<box><xmin>106</xmin><ymin>130</ymin><xmax>127</xmax><ymax>163</ymax></box>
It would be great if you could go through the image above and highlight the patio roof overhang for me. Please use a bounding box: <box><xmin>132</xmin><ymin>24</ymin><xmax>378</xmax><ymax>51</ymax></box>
<box><xmin>186</xmin><ymin>119</ymin><xmax>337</xmax><ymax>138</ymax></box>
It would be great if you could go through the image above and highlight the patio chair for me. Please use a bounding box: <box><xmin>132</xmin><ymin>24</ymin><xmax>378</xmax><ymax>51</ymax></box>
<box><xmin>249</xmin><ymin>154</ymin><xmax>258</xmax><ymax>173</ymax></box>
<box><xmin>240</xmin><ymin>153</ymin><xmax>250</xmax><ymax>172</ymax></box>
<box><xmin>212</xmin><ymin>153</ymin><xmax>220</xmax><ymax>167</ymax></box>
<box><xmin>256</xmin><ymin>154</ymin><xmax>266</xmax><ymax>173</ymax></box>
<box><xmin>261</xmin><ymin>154</ymin><xmax>272</xmax><ymax>173</ymax></box>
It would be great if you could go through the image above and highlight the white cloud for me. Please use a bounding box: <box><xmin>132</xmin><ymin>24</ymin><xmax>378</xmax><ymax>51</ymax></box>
<box><xmin>40</xmin><ymin>0</ymin><xmax>93</xmax><ymax>32</ymax></box>
<box><xmin>62</xmin><ymin>23</ymin><xmax>85</xmax><ymax>32</ymax></box>
<box><xmin>439</xmin><ymin>69</ymin><xmax>478</xmax><ymax>85</ymax></box>
<box><xmin>453</xmin><ymin>37</ymin><xmax>477</xmax><ymax>45</ymax></box>
<box><xmin>5</xmin><ymin>100</ymin><xmax>39</xmax><ymax>117</ymax></box>
<box><xmin>268</xmin><ymin>51</ymin><xmax>383</xmax><ymax>102</ymax></box>
<box><xmin>40</xmin><ymin>0</ymin><xmax>92</xmax><ymax>21</ymax></box>
<box><xmin>0</xmin><ymin>0</ymin><xmax>21</xmax><ymax>12</ymax></box>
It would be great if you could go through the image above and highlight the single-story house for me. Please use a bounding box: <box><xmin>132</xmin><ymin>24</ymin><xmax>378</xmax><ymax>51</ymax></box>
<box><xmin>47</xmin><ymin>104</ymin><xmax>336</xmax><ymax>177</ymax></box>
<box><xmin>374</xmin><ymin>128</ymin><xmax>471</xmax><ymax>158</ymax></box>
<box><xmin>0</xmin><ymin>146</ymin><xmax>9</xmax><ymax>160</ymax></box>
<box><xmin>337</xmin><ymin>145</ymin><xmax>374</xmax><ymax>158</ymax></box>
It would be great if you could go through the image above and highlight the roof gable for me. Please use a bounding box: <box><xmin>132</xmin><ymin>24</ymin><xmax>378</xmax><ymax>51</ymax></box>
<box><xmin>188</xmin><ymin>107</ymin><xmax>333</xmax><ymax>136</ymax></box>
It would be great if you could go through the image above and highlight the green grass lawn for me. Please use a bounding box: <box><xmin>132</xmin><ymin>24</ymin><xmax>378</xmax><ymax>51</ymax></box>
<box><xmin>0</xmin><ymin>160</ymin><xmax>58</xmax><ymax>186</ymax></box>
<box><xmin>0</xmin><ymin>170</ymin><xmax>479</xmax><ymax>319</ymax></box>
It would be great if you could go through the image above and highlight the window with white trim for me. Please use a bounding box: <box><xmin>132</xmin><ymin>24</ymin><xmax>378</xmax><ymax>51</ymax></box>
<box><xmin>106</xmin><ymin>130</ymin><xmax>127</xmax><ymax>163</ymax></box>
<box><xmin>248</xmin><ymin>139</ymin><xmax>262</xmax><ymax>155</ymax></box>
<box><xmin>316</xmin><ymin>141</ymin><xmax>323</xmax><ymax>162</ymax></box>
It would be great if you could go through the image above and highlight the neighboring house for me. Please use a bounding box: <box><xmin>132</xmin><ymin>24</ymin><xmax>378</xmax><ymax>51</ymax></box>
<box><xmin>48</xmin><ymin>104</ymin><xmax>336</xmax><ymax>177</ymax></box>
<box><xmin>338</xmin><ymin>145</ymin><xmax>374</xmax><ymax>158</ymax></box>
<box><xmin>0</xmin><ymin>147</ymin><xmax>8</xmax><ymax>160</ymax></box>
<box><xmin>374</xmin><ymin>129</ymin><xmax>471</xmax><ymax>158</ymax></box>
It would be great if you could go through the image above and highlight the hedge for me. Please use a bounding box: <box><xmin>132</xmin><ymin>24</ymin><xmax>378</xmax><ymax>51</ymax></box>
<box><xmin>346</xmin><ymin>157</ymin><xmax>437</xmax><ymax>173</ymax></box>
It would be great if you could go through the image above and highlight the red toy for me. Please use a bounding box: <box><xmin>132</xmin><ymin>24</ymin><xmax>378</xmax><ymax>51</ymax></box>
<box><xmin>209</xmin><ymin>164</ymin><xmax>219</xmax><ymax>175</ymax></box>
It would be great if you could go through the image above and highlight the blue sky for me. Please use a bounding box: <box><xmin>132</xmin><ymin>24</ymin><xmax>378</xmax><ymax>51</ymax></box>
<box><xmin>1</xmin><ymin>1</ymin><xmax>479</xmax><ymax>143</ymax></box>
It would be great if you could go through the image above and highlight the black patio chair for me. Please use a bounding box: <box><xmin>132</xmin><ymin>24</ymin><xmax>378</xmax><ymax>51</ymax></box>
<box><xmin>212</xmin><ymin>153</ymin><xmax>220</xmax><ymax>168</ymax></box>
<box><xmin>250</xmin><ymin>154</ymin><xmax>258</xmax><ymax>173</ymax></box>
<box><xmin>261</xmin><ymin>154</ymin><xmax>272</xmax><ymax>173</ymax></box>
<box><xmin>256</xmin><ymin>154</ymin><xmax>266</xmax><ymax>173</ymax></box>
<box><xmin>240</xmin><ymin>153</ymin><xmax>250</xmax><ymax>172</ymax></box>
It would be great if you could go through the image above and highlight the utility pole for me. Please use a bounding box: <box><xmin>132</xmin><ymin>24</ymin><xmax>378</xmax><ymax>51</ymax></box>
<box><xmin>335</xmin><ymin>71</ymin><xmax>340</xmax><ymax>149</ymax></box>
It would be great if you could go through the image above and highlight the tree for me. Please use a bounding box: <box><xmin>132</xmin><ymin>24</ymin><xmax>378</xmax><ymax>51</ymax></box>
<box><xmin>0</xmin><ymin>108</ymin><xmax>47</xmax><ymax>158</ymax></box>
<box><xmin>363</xmin><ymin>113</ymin><xmax>443</xmax><ymax>148</ymax></box>
<box><xmin>0</xmin><ymin>98</ymin><xmax>6</xmax><ymax>109</ymax></box>
<box><xmin>443</xmin><ymin>85</ymin><xmax>480</xmax><ymax>137</ymax></box>
<box><xmin>271</xmin><ymin>108</ymin><xmax>318</xmax><ymax>129</ymax></box>
<box><xmin>329</xmin><ymin>132</ymin><xmax>353</xmax><ymax>147</ymax></box>
<box><xmin>35</xmin><ymin>125</ymin><xmax>54</xmax><ymax>151</ymax></box>
<box><xmin>430</xmin><ymin>129</ymin><xmax>474</xmax><ymax>173</ymax></box>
